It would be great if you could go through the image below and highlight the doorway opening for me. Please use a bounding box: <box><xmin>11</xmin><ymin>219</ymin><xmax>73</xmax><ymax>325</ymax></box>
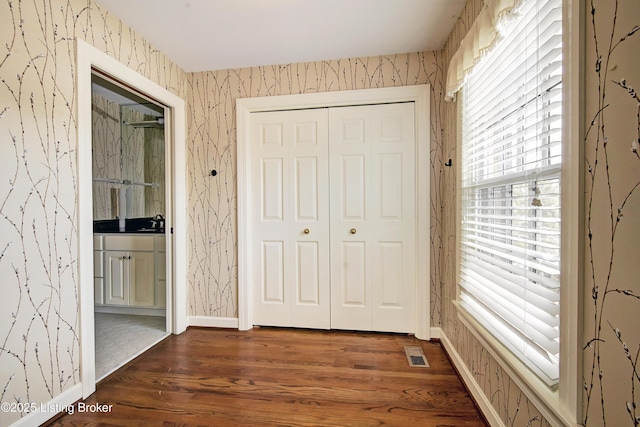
<box><xmin>91</xmin><ymin>73</ymin><xmax>169</xmax><ymax>380</ymax></box>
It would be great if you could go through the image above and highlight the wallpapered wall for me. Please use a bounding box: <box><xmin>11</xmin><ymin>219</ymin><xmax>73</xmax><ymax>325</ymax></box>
<box><xmin>185</xmin><ymin>53</ymin><xmax>450</xmax><ymax>320</ymax></box>
<box><xmin>582</xmin><ymin>1</ymin><xmax>639</xmax><ymax>426</ymax></box>
<box><xmin>0</xmin><ymin>1</ymin><xmax>186</xmax><ymax>425</ymax></box>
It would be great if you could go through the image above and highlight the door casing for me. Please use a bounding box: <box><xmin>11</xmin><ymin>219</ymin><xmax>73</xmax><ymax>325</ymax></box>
<box><xmin>236</xmin><ymin>85</ymin><xmax>431</xmax><ymax>340</ymax></box>
<box><xmin>76</xmin><ymin>39</ymin><xmax>188</xmax><ymax>398</ymax></box>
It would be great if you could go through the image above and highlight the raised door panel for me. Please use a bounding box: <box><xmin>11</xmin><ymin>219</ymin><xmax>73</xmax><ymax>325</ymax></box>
<box><xmin>332</xmin><ymin>240</ymin><xmax>370</xmax><ymax>330</ymax></box>
<box><xmin>342</xmin><ymin>242</ymin><xmax>366</xmax><ymax>305</ymax></box>
<box><xmin>295</xmin><ymin>157</ymin><xmax>319</xmax><ymax>221</ymax></box>
<box><xmin>105</xmin><ymin>251</ymin><xmax>129</xmax><ymax>305</ymax></box>
<box><xmin>94</xmin><ymin>278</ymin><xmax>104</xmax><ymax>305</ymax></box>
<box><xmin>378</xmin><ymin>242</ymin><xmax>403</xmax><ymax>306</ymax></box>
<box><xmin>296</xmin><ymin>242</ymin><xmax>319</xmax><ymax>304</ymax></box>
<box><xmin>262</xmin><ymin>240</ymin><xmax>285</xmax><ymax>303</ymax></box>
<box><xmin>130</xmin><ymin>251</ymin><xmax>155</xmax><ymax>307</ymax></box>
<box><xmin>155</xmin><ymin>242</ymin><xmax>166</xmax><ymax>309</ymax></box>
<box><xmin>105</xmin><ymin>235</ymin><xmax>154</xmax><ymax>251</ymax></box>
<box><xmin>261</xmin><ymin>158</ymin><xmax>284</xmax><ymax>221</ymax></box>
<box><xmin>94</xmin><ymin>250</ymin><xmax>104</xmax><ymax>277</ymax></box>
<box><xmin>94</xmin><ymin>250</ymin><xmax>104</xmax><ymax>305</ymax></box>
<box><xmin>378</xmin><ymin>154</ymin><xmax>403</xmax><ymax>219</ymax></box>
<box><xmin>340</xmin><ymin>155</ymin><xmax>366</xmax><ymax>220</ymax></box>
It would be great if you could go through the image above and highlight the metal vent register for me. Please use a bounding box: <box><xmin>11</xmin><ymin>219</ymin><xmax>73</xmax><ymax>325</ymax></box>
<box><xmin>404</xmin><ymin>346</ymin><xmax>430</xmax><ymax>367</ymax></box>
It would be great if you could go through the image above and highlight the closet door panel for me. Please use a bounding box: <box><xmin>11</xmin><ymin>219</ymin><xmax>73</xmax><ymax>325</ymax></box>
<box><xmin>342</xmin><ymin>241</ymin><xmax>367</xmax><ymax>306</ymax></box>
<box><xmin>369</xmin><ymin>103</ymin><xmax>416</xmax><ymax>333</ymax></box>
<box><xmin>261</xmin><ymin>158</ymin><xmax>284</xmax><ymax>221</ymax></box>
<box><xmin>296</xmin><ymin>241</ymin><xmax>320</xmax><ymax>304</ymax></box>
<box><xmin>262</xmin><ymin>241</ymin><xmax>285</xmax><ymax>303</ymax></box>
<box><xmin>340</xmin><ymin>155</ymin><xmax>366</xmax><ymax>220</ymax></box>
<box><xmin>295</xmin><ymin>157</ymin><xmax>318</xmax><ymax>221</ymax></box>
<box><xmin>378</xmin><ymin>154</ymin><xmax>403</xmax><ymax>219</ymax></box>
<box><xmin>252</xmin><ymin>109</ymin><xmax>330</xmax><ymax>329</ymax></box>
<box><xmin>330</xmin><ymin>103</ymin><xmax>416</xmax><ymax>333</ymax></box>
<box><xmin>378</xmin><ymin>242</ymin><xmax>403</xmax><ymax>306</ymax></box>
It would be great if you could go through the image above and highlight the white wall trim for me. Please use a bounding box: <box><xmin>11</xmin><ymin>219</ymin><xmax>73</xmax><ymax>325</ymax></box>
<box><xmin>439</xmin><ymin>331</ymin><xmax>504</xmax><ymax>427</ymax></box>
<box><xmin>76</xmin><ymin>38</ymin><xmax>188</xmax><ymax>400</ymax></box>
<box><xmin>10</xmin><ymin>384</ymin><xmax>82</xmax><ymax>427</ymax></box>
<box><xmin>189</xmin><ymin>316</ymin><xmax>240</xmax><ymax>329</ymax></box>
<box><xmin>236</xmin><ymin>85</ymin><xmax>431</xmax><ymax>339</ymax></box>
<box><xmin>429</xmin><ymin>327</ymin><xmax>441</xmax><ymax>339</ymax></box>
<box><xmin>558</xmin><ymin>0</ymin><xmax>584</xmax><ymax>420</ymax></box>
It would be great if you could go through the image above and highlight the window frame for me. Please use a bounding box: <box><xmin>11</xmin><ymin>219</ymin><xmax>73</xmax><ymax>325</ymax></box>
<box><xmin>453</xmin><ymin>0</ymin><xmax>582</xmax><ymax>424</ymax></box>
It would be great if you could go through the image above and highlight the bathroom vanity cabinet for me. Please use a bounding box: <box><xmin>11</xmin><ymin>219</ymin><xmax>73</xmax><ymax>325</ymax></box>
<box><xmin>94</xmin><ymin>234</ymin><xmax>166</xmax><ymax>310</ymax></box>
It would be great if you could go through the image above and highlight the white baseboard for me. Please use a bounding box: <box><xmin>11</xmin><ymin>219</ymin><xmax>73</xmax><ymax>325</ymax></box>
<box><xmin>9</xmin><ymin>383</ymin><xmax>82</xmax><ymax>427</ymax></box>
<box><xmin>188</xmin><ymin>316</ymin><xmax>239</xmax><ymax>329</ymax></box>
<box><xmin>430</xmin><ymin>326</ymin><xmax>441</xmax><ymax>339</ymax></box>
<box><xmin>439</xmin><ymin>330</ymin><xmax>504</xmax><ymax>427</ymax></box>
<box><xmin>95</xmin><ymin>305</ymin><xmax>166</xmax><ymax>316</ymax></box>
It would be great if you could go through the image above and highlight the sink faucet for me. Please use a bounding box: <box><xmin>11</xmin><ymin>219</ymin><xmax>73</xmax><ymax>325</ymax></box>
<box><xmin>153</xmin><ymin>214</ymin><xmax>165</xmax><ymax>230</ymax></box>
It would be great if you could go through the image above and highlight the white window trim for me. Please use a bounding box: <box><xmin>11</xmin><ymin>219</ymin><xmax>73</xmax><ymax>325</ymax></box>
<box><xmin>453</xmin><ymin>1</ymin><xmax>582</xmax><ymax>425</ymax></box>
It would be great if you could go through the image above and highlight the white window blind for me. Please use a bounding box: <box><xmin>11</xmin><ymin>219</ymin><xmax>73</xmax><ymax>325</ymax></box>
<box><xmin>459</xmin><ymin>0</ymin><xmax>562</xmax><ymax>386</ymax></box>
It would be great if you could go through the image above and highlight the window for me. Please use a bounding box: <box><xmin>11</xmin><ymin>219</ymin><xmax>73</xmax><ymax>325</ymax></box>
<box><xmin>458</xmin><ymin>0</ymin><xmax>563</xmax><ymax>386</ymax></box>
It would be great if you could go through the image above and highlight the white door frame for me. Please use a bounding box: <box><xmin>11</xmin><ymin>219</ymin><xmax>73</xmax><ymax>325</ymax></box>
<box><xmin>236</xmin><ymin>85</ymin><xmax>431</xmax><ymax>340</ymax></box>
<box><xmin>76</xmin><ymin>39</ymin><xmax>188</xmax><ymax>398</ymax></box>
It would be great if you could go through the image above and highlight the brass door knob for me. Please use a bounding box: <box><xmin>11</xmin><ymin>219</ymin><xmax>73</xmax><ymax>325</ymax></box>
<box><xmin>303</xmin><ymin>228</ymin><xmax>310</xmax><ymax>234</ymax></box>
<box><xmin>350</xmin><ymin>228</ymin><xmax>357</xmax><ymax>234</ymax></box>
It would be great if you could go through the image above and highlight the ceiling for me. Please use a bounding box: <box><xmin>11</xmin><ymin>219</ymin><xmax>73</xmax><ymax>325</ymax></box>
<box><xmin>96</xmin><ymin>0</ymin><xmax>466</xmax><ymax>72</ymax></box>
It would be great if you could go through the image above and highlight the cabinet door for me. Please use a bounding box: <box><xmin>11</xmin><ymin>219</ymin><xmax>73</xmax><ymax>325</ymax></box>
<box><xmin>105</xmin><ymin>251</ymin><xmax>129</xmax><ymax>305</ymax></box>
<box><xmin>155</xmin><ymin>249</ymin><xmax>166</xmax><ymax>309</ymax></box>
<box><xmin>94</xmin><ymin>249</ymin><xmax>104</xmax><ymax>305</ymax></box>
<box><xmin>130</xmin><ymin>251</ymin><xmax>155</xmax><ymax>307</ymax></box>
<box><xmin>94</xmin><ymin>278</ymin><xmax>104</xmax><ymax>305</ymax></box>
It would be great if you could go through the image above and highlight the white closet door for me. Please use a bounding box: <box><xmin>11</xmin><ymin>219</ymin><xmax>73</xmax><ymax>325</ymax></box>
<box><xmin>251</xmin><ymin>109</ymin><xmax>330</xmax><ymax>329</ymax></box>
<box><xmin>329</xmin><ymin>103</ymin><xmax>416</xmax><ymax>333</ymax></box>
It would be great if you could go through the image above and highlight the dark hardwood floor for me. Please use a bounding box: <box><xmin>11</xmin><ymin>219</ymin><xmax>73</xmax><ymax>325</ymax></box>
<box><xmin>47</xmin><ymin>327</ymin><xmax>487</xmax><ymax>426</ymax></box>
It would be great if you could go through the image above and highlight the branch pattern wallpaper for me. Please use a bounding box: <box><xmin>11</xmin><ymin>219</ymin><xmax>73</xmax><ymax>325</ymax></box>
<box><xmin>0</xmin><ymin>1</ymin><xmax>185</xmax><ymax>425</ymax></box>
<box><xmin>582</xmin><ymin>1</ymin><xmax>640</xmax><ymax>426</ymax></box>
<box><xmin>0</xmin><ymin>0</ymin><xmax>638</xmax><ymax>426</ymax></box>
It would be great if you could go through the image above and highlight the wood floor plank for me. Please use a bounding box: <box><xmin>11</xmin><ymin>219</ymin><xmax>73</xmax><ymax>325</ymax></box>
<box><xmin>46</xmin><ymin>327</ymin><xmax>487</xmax><ymax>426</ymax></box>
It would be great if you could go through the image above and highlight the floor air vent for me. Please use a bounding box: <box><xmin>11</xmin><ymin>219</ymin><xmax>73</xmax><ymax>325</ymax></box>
<box><xmin>404</xmin><ymin>346</ymin><xmax>430</xmax><ymax>367</ymax></box>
